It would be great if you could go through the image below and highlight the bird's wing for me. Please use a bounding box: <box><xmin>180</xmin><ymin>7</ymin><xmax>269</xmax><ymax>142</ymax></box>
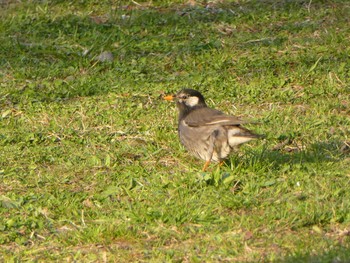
<box><xmin>184</xmin><ymin>107</ymin><xmax>248</xmax><ymax>127</ymax></box>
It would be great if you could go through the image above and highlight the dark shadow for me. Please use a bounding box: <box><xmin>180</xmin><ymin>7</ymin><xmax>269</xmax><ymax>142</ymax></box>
<box><xmin>233</xmin><ymin>139</ymin><xmax>349</xmax><ymax>169</ymax></box>
<box><xmin>272</xmin><ymin>244</ymin><xmax>350</xmax><ymax>263</ymax></box>
<box><xmin>198</xmin><ymin>139</ymin><xmax>348</xmax><ymax>188</ymax></box>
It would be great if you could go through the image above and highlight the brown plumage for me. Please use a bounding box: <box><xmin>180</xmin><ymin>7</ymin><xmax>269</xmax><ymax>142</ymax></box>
<box><xmin>164</xmin><ymin>89</ymin><xmax>261</xmax><ymax>171</ymax></box>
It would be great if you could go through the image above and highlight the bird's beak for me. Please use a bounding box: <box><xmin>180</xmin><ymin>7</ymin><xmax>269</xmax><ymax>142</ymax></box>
<box><xmin>163</xmin><ymin>95</ymin><xmax>175</xmax><ymax>101</ymax></box>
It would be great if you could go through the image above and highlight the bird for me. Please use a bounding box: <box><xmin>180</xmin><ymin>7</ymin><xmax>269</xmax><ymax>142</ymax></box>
<box><xmin>164</xmin><ymin>88</ymin><xmax>261</xmax><ymax>171</ymax></box>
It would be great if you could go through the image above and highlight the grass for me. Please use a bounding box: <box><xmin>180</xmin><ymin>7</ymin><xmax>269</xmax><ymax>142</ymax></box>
<box><xmin>1</xmin><ymin>0</ymin><xmax>350</xmax><ymax>261</ymax></box>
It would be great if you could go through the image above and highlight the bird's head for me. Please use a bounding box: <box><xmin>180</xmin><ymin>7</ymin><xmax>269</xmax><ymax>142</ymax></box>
<box><xmin>164</xmin><ymin>89</ymin><xmax>207</xmax><ymax>112</ymax></box>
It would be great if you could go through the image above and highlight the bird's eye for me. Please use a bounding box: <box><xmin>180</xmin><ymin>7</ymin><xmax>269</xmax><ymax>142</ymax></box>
<box><xmin>182</xmin><ymin>95</ymin><xmax>188</xmax><ymax>99</ymax></box>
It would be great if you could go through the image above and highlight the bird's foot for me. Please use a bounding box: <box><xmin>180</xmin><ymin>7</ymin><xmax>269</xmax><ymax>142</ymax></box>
<box><xmin>202</xmin><ymin>160</ymin><xmax>211</xmax><ymax>172</ymax></box>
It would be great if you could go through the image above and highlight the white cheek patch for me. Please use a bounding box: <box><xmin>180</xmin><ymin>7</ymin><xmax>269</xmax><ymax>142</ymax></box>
<box><xmin>186</xmin><ymin>96</ymin><xmax>199</xmax><ymax>107</ymax></box>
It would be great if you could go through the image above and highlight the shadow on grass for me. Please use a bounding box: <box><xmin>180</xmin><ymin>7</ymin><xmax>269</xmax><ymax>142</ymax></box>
<box><xmin>276</xmin><ymin>244</ymin><xmax>350</xmax><ymax>263</ymax></box>
<box><xmin>201</xmin><ymin>139</ymin><xmax>348</xmax><ymax>187</ymax></box>
<box><xmin>253</xmin><ymin>139</ymin><xmax>348</xmax><ymax>166</ymax></box>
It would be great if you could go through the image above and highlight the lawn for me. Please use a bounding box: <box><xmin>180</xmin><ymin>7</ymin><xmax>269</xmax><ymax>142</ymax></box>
<box><xmin>0</xmin><ymin>0</ymin><xmax>349</xmax><ymax>262</ymax></box>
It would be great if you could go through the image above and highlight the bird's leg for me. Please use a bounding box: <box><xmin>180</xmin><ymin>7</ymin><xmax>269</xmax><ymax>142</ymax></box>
<box><xmin>202</xmin><ymin>160</ymin><xmax>211</xmax><ymax>171</ymax></box>
<box><xmin>202</xmin><ymin>130</ymin><xmax>219</xmax><ymax>172</ymax></box>
<box><xmin>214</xmin><ymin>160</ymin><xmax>226</xmax><ymax>171</ymax></box>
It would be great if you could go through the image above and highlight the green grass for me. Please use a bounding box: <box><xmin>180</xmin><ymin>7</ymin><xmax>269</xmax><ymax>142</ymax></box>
<box><xmin>1</xmin><ymin>0</ymin><xmax>350</xmax><ymax>261</ymax></box>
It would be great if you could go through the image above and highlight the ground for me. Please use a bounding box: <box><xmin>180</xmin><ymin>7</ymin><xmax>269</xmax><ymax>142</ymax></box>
<box><xmin>0</xmin><ymin>0</ymin><xmax>349</xmax><ymax>262</ymax></box>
